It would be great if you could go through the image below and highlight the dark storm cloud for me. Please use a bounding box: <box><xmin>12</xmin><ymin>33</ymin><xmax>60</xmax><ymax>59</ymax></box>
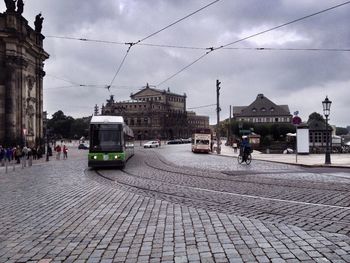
<box><xmin>1</xmin><ymin>0</ymin><xmax>349</xmax><ymax>126</ymax></box>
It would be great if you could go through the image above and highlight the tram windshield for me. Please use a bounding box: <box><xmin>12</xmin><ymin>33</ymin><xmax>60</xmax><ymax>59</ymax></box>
<box><xmin>90</xmin><ymin>124</ymin><xmax>123</xmax><ymax>151</ymax></box>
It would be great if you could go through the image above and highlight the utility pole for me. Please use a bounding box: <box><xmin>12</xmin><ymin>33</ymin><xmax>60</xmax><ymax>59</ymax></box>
<box><xmin>229</xmin><ymin>105</ymin><xmax>232</xmax><ymax>145</ymax></box>
<box><xmin>216</xmin><ymin>79</ymin><xmax>221</xmax><ymax>154</ymax></box>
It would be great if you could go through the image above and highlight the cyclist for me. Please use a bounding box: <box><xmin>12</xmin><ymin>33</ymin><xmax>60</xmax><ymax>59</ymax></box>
<box><xmin>240</xmin><ymin>136</ymin><xmax>251</xmax><ymax>162</ymax></box>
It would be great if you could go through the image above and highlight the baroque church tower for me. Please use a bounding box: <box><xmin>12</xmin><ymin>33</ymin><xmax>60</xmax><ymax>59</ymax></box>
<box><xmin>0</xmin><ymin>1</ymin><xmax>49</xmax><ymax>146</ymax></box>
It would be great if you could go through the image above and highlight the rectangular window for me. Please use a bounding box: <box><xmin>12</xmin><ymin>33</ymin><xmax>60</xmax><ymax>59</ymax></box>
<box><xmin>315</xmin><ymin>132</ymin><xmax>322</xmax><ymax>143</ymax></box>
<box><xmin>90</xmin><ymin>124</ymin><xmax>122</xmax><ymax>152</ymax></box>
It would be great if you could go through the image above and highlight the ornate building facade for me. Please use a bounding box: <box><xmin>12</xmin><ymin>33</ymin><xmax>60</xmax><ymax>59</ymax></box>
<box><xmin>101</xmin><ymin>85</ymin><xmax>209</xmax><ymax>140</ymax></box>
<box><xmin>0</xmin><ymin>4</ymin><xmax>49</xmax><ymax>146</ymax></box>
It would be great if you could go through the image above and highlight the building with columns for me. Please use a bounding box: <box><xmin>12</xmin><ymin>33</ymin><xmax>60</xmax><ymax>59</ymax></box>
<box><xmin>0</xmin><ymin>5</ymin><xmax>49</xmax><ymax>146</ymax></box>
<box><xmin>101</xmin><ymin>84</ymin><xmax>209</xmax><ymax>140</ymax></box>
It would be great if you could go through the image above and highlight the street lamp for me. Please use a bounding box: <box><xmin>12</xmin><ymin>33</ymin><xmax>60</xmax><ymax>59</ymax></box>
<box><xmin>322</xmin><ymin>96</ymin><xmax>332</xmax><ymax>164</ymax></box>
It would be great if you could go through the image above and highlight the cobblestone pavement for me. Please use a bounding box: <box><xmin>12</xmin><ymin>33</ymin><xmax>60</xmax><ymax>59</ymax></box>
<box><xmin>0</xmin><ymin>145</ymin><xmax>350</xmax><ymax>262</ymax></box>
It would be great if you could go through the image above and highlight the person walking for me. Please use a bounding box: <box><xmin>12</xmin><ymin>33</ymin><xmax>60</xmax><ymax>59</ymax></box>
<box><xmin>5</xmin><ymin>147</ymin><xmax>12</xmax><ymax>162</ymax></box>
<box><xmin>0</xmin><ymin>145</ymin><xmax>5</xmax><ymax>166</ymax></box>
<box><xmin>55</xmin><ymin>145</ymin><xmax>61</xmax><ymax>160</ymax></box>
<box><xmin>63</xmin><ymin>145</ymin><xmax>68</xmax><ymax>159</ymax></box>
<box><xmin>15</xmin><ymin>146</ymin><xmax>22</xmax><ymax>164</ymax></box>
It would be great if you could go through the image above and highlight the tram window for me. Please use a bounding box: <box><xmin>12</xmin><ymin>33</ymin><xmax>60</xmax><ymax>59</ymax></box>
<box><xmin>90</xmin><ymin>124</ymin><xmax>122</xmax><ymax>151</ymax></box>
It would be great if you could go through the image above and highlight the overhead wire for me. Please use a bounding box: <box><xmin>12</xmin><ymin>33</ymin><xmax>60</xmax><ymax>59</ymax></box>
<box><xmin>45</xmin><ymin>74</ymin><xmax>134</xmax><ymax>90</ymax></box>
<box><xmin>156</xmin><ymin>51</ymin><xmax>212</xmax><ymax>87</ymax></box>
<box><xmin>107</xmin><ymin>0</ymin><xmax>222</xmax><ymax>89</ymax></box>
<box><xmin>155</xmin><ymin>1</ymin><xmax>350</xmax><ymax>87</ymax></box>
<box><xmin>187</xmin><ymin>103</ymin><xmax>217</xmax><ymax>110</ymax></box>
<box><xmin>45</xmin><ymin>1</ymin><xmax>350</xmax><ymax>92</ymax></box>
<box><xmin>107</xmin><ymin>43</ymin><xmax>133</xmax><ymax>91</ymax></box>
<box><xmin>45</xmin><ymin>35</ymin><xmax>350</xmax><ymax>52</ymax></box>
<box><xmin>44</xmin><ymin>85</ymin><xmax>77</xmax><ymax>90</ymax></box>
<box><xmin>217</xmin><ymin>1</ymin><xmax>350</xmax><ymax>50</ymax></box>
<box><xmin>45</xmin><ymin>35</ymin><xmax>125</xmax><ymax>45</ymax></box>
<box><xmin>46</xmin><ymin>74</ymin><xmax>80</xmax><ymax>86</ymax></box>
<box><xmin>134</xmin><ymin>0</ymin><xmax>221</xmax><ymax>45</ymax></box>
<box><xmin>224</xmin><ymin>47</ymin><xmax>350</xmax><ymax>52</ymax></box>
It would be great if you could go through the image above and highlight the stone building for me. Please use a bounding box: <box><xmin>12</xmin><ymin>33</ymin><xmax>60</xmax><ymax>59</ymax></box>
<box><xmin>0</xmin><ymin>4</ymin><xmax>49</xmax><ymax>146</ymax></box>
<box><xmin>101</xmin><ymin>85</ymin><xmax>209</xmax><ymax>140</ymax></box>
<box><xmin>232</xmin><ymin>94</ymin><xmax>292</xmax><ymax>124</ymax></box>
<box><xmin>187</xmin><ymin>111</ymin><xmax>209</xmax><ymax>130</ymax></box>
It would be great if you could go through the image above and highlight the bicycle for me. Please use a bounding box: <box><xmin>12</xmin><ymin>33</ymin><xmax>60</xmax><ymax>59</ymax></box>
<box><xmin>237</xmin><ymin>149</ymin><xmax>252</xmax><ymax>165</ymax></box>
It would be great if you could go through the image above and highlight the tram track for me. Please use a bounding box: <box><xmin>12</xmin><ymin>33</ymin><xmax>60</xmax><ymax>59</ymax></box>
<box><xmin>145</xmin><ymin>152</ymin><xmax>350</xmax><ymax>193</ymax></box>
<box><xmin>90</xmin><ymin>165</ymin><xmax>350</xmax><ymax>236</ymax></box>
<box><xmin>84</xmin><ymin>148</ymin><xmax>350</xmax><ymax>235</ymax></box>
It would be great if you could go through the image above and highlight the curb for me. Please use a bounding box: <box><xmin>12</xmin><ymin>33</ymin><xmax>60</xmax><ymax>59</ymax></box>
<box><xmin>213</xmin><ymin>152</ymin><xmax>350</xmax><ymax>169</ymax></box>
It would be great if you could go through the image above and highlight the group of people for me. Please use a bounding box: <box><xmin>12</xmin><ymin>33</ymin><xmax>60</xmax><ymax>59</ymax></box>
<box><xmin>0</xmin><ymin>145</ymin><xmax>44</xmax><ymax>166</ymax></box>
<box><xmin>0</xmin><ymin>143</ymin><xmax>70</xmax><ymax>166</ymax></box>
<box><xmin>54</xmin><ymin>144</ymin><xmax>68</xmax><ymax>160</ymax></box>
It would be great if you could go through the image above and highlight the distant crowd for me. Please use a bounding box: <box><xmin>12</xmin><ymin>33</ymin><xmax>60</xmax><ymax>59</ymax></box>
<box><xmin>0</xmin><ymin>143</ymin><xmax>69</xmax><ymax>166</ymax></box>
<box><xmin>0</xmin><ymin>145</ymin><xmax>44</xmax><ymax>166</ymax></box>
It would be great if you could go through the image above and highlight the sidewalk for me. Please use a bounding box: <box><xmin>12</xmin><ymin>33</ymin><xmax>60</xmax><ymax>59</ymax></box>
<box><xmin>219</xmin><ymin>144</ymin><xmax>350</xmax><ymax>168</ymax></box>
<box><xmin>0</xmin><ymin>146</ymin><xmax>86</xmax><ymax>174</ymax></box>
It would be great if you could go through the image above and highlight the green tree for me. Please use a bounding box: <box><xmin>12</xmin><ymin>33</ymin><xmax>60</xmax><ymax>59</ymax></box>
<box><xmin>48</xmin><ymin>111</ymin><xmax>74</xmax><ymax>139</ymax></box>
<box><xmin>307</xmin><ymin>112</ymin><xmax>325</xmax><ymax>124</ymax></box>
<box><xmin>70</xmin><ymin>118</ymin><xmax>89</xmax><ymax>138</ymax></box>
<box><xmin>336</xmin><ymin>127</ymin><xmax>349</xmax><ymax>136</ymax></box>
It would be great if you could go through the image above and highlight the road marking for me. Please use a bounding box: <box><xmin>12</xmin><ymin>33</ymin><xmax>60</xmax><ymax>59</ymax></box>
<box><xmin>183</xmin><ymin>184</ymin><xmax>350</xmax><ymax>210</ymax></box>
<box><xmin>111</xmin><ymin>165</ymin><xmax>350</xmax><ymax>211</ymax></box>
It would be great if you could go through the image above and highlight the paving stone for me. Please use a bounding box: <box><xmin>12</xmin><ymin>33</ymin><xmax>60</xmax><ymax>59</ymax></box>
<box><xmin>0</xmin><ymin>148</ymin><xmax>349</xmax><ymax>263</ymax></box>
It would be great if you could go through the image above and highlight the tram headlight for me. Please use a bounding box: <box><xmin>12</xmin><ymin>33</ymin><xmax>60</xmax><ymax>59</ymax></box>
<box><xmin>114</xmin><ymin>155</ymin><xmax>118</xmax><ymax>159</ymax></box>
<box><xmin>93</xmin><ymin>155</ymin><xmax>97</xmax><ymax>160</ymax></box>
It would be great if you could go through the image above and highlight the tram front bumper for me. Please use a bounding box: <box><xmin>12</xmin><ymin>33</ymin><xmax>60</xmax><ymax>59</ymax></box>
<box><xmin>88</xmin><ymin>159</ymin><xmax>125</xmax><ymax>168</ymax></box>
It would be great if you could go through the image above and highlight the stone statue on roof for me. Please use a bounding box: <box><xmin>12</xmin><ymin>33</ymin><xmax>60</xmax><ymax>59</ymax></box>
<box><xmin>34</xmin><ymin>13</ymin><xmax>44</xmax><ymax>33</ymax></box>
<box><xmin>16</xmin><ymin>0</ymin><xmax>24</xmax><ymax>14</ymax></box>
<box><xmin>4</xmin><ymin>0</ymin><xmax>16</xmax><ymax>12</ymax></box>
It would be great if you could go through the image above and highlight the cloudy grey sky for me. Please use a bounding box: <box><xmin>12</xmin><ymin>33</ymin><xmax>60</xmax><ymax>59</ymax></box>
<box><xmin>1</xmin><ymin>0</ymin><xmax>349</xmax><ymax>126</ymax></box>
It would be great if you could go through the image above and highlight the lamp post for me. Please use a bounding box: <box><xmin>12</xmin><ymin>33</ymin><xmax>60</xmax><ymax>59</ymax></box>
<box><xmin>322</xmin><ymin>96</ymin><xmax>332</xmax><ymax>165</ymax></box>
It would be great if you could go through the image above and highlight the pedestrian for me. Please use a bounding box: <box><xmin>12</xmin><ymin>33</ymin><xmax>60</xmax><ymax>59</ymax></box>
<box><xmin>15</xmin><ymin>146</ymin><xmax>22</xmax><ymax>164</ymax></box>
<box><xmin>5</xmin><ymin>147</ymin><xmax>12</xmax><ymax>162</ymax></box>
<box><xmin>32</xmin><ymin>146</ymin><xmax>37</xmax><ymax>160</ymax></box>
<box><xmin>22</xmin><ymin>145</ymin><xmax>29</xmax><ymax>167</ymax></box>
<box><xmin>0</xmin><ymin>145</ymin><xmax>5</xmax><ymax>166</ymax></box>
<box><xmin>27</xmin><ymin>147</ymin><xmax>33</xmax><ymax>166</ymax></box>
<box><xmin>55</xmin><ymin>145</ymin><xmax>61</xmax><ymax>160</ymax></box>
<box><xmin>22</xmin><ymin>145</ymin><xmax>29</xmax><ymax>158</ymax></box>
<box><xmin>63</xmin><ymin>145</ymin><xmax>68</xmax><ymax>159</ymax></box>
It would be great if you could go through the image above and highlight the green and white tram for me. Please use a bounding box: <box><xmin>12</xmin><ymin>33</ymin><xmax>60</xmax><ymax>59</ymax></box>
<box><xmin>88</xmin><ymin>116</ymin><xmax>134</xmax><ymax>168</ymax></box>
